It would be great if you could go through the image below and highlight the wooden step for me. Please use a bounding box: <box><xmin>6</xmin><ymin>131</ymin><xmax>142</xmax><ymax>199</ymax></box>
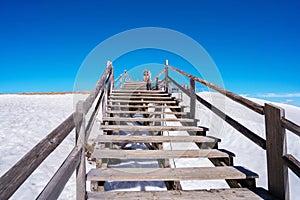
<box><xmin>102</xmin><ymin>117</ymin><xmax>196</xmax><ymax>123</ymax></box>
<box><xmin>108</xmin><ymin>100</ymin><xmax>177</xmax><ymax>104</ymax></box>
<box><xmin>107</xmin><ymin>104</ymin><xmax>188</xmax><ymax>109</ymax></box>
<box><xmin>109</xmin><ymin>96</ymin><xmax>173</xmax><ymax>100</ymax></box>
<box><xmin>110</xmin><ymin>93</ymin><xmax>169</xmax><ymax>96</ymax></box>
<box><xmin>87</xmin><ymin>166</ymin><xmax>258</xmax><ymax>182</ymax></box>
<box><xmin>106</xmin><ymin>110</ymin><xmax>187</xmax><ymax>115</ymax></box>
<box><xmin>113</xmin><ymin>90</ymin><xmax>165</xmax><ymax>93</ymax></box>
<box><xmin>92</xmin><ymin>149</ymin><xmax>232</xmax><ymax>159</ymax></box>
<box><xmin>100</xmin><ymin>125</ymin><xmax>204</xmax><ymax>132</ymax></box>
<box><xmin>87</xmin><ymin>188</ymin><xmax>272</xmax><ymax>200</ymax></box>
<box><xmin>121</xmin><ymin>85</ymin><xmax>146</xmax><ymax>90</ymax></box>
<box><xmin>94</xmin><ymin>135</ymin><xmax>220</xmax><ymax>143</ymax></box>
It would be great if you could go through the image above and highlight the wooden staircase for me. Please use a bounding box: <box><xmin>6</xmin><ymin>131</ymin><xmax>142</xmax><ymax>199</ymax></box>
<box><xmin>2</xmin><ymin>62</ymin><xmax>298</xmax><ymax>200</ymax></box>
<box><xmin>86</xmin><ymin>81</ymin><xmax>270</xmax><ymax>199</ymax></box>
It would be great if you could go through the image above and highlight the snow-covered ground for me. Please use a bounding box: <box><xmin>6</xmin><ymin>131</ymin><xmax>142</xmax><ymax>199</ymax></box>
<box><xmin>0</xmin><ymin>93</ymin><xmax>299</xmax><ymax>199</ymax></box>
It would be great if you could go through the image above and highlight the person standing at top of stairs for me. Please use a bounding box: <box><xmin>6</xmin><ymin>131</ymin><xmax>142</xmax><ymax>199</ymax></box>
<box><xmin>143</xmin><ymin>70</ymin><xmax>151</xmax><ymax>90</ymax></box>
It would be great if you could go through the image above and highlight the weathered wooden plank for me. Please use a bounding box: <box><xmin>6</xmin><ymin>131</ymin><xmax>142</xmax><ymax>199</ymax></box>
<box><xmin>109</xmin><ymin>96</ymin><xmax>173</xmax><ymax>100</ymax></box>
<box><xmin>108</xmin><ymin>99</ymin><xmax>177</xmax><ymax>104</ymax></box>
<box><xmin>107</xmin><ymin>104</ymin><xmax>188</xmax><ymax>108</ymax></box>
<box><xmin>190</xmin><ymin>78</ymin><xmax>196</xmax><ymax>119</ymax></box>
<box><xmin>102</xmin><ymin>117</ymin><xmax>196</xmax><ymax>123</ymax></box>
<box><xmin>87</xmin><ymin>166</ymin><xmax>258</xmax><ymax>181</ymax></box>
<box><xmin>75</xmin><ymin>101</ymin><xmax>86</xmax><ymax>200</ymax></box>
<box><xmin>265</xmin><ymin>103</ymin><xmax>289</xmax><ymax>200</ymax></box>
<box><xmin>92</xmin><ymin>149</ymin><xmax>231</xmax><ymax>159</ymax></box>
<box><xmin>113</xmin><ymin>90</ymin><xmax>165</xmax><ymax>93</ymax></box>
<box><xmin>94</xmin><ymin>135</ymin><xmax>220</xmax><ymax>143</ymax></box>
<box><xmin>82</xmin><ymin>63</ymin><xmax>112</xmax><ymax>115</ymax></box>
<box><xmin>168</xmin><ymin>76</ymin><xmax>266</xmax><ymax>150</ymax></box>
<box><xmin>0</xmin><ymin>113</ymin><xmax>79</xmax><ymax>200</ymax></box>
<box><xmin>87</xmin><ymin>188</ymin><xmax>270</xmax><ymax>200</ymax></box>
<box><xmin>121</xmin><ymin>86</ymin><xmax>146</xmax><ymax>88</ymax></box>
<box><xmin>100</xmin><ymin>125</ymin><xmax>204</xmax><ymax>132</ymax></box>
<box><xmin>110</xmin><ymin>93</ymin><xmax>169</xmax><ymax>96</ymax></box>
<box><xmin>283</xmin><ymin>154</ymin><xmax>300</xmax><ymax>178</ymax></box>
<box><xmin>281</xmin><ymin>117</ymin><xmax>300</xmax><ymax>138</ymax></box>
<box><xmin>106</xmin><ymin>110</ymin><xmax>187</xmax><ymax>115</ymax></box>
<box><xmin>36</xmin><ymin>147</ymin><xmax>82</xmax><ymax>200</ymax></box>
<box><xmin>167</xmin><ymin>65</ymin><xmax>264</xmax><ymax>115</ymax></box>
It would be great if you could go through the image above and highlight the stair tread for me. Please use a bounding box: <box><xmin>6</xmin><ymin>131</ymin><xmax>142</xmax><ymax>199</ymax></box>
<box><xmin>109</xmin><ymin>96</ymin><xmax>173</xmax><ymax>99</ymax></box>
<box><xmin>87</xmin><ymin>188</ymin><xmax>271</xmax><ymax>200</ymax></box>
<box><xmin>107</xmin><ymin>110</ymin><xmax>187</xmax><ymax>115</ymax></box>
<box><xmin>113</xmin><ymin>90</ymin><xmax>166</xmax><ymax>93</ymax></box>
<box><xmin>102</xmin><ymin>117</ymin><xmax>196</xmax><ymax>122</ymax></box>
<box><xmin>94</xmin><ymin>135</ymin><xmax>220</xmax><ymax>143</ymax></box>
<box><xmin>87</xmin><ymin>166</ymin><xmax>259</xmax><ymax>181</ymax></box>
<box><xmin>108</xmin><ymin>100</ymin><xmax>177</xmax><ymax>104</ymax></box>
<box><xmin>107</xmin><ymin>105</ymin><xmax>188</xmax><ymax>108</ymax></box>
<box><xmin>110</xmin><ymin>93</ymin><xmax>170</xmax><ymax>96</ymax></box>
<box><xmin>92</xmin><ymin>149</ymin><xmax>232</xmax><ymax>159</ymax></box>
<box><xmin>100</xmin><ymin>125</ymin><xmax>205</xmax><ymax>132</ymax></box>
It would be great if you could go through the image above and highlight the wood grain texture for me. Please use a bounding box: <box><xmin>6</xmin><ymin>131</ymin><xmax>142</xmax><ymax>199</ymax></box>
<box><xmin>100</xmin><ymin>125</ymin><xmax>204</xmax><ymax>132</ymax></box>
<box><xmin>92</xmin><ymin>149</ymin><xmax>231</xmax><ymax>159</ymax></box>
<box><xmin>108</xmin><ymin>99</ymin><xmax>177</xmax><ymax>104</ymax></box>
<box><xmin>106</xmin><ymin>110</ymin><xmax>187</xmax><ymax>115</ymax></box>
<box><xmin>87</xmin><ymin>166</ymin><xmax>258</xmax><ymax>181</ymax></box>
<box><xmin>36</xmin><ymin>147</ymin><xmax>82</xmax><ymax>200</ymax></box>
<box><xmin>102</xmin><ymin>117</ymin><xmax>196</xmax><ymax>123</ymax></box>
<box><xmin>283</xmin><ymin>154</ymin><xmax>300</xmax><ymax>178</ymax></box>
<box><xmin>281</xmin><ymin>117</ymin><xmax>300</xmax><ymax>137</ymax></box>
<box><xmin>94</xmin><ymin>135</ymin><xmax>220</xmax><ymax>143</ymax></box>
<box><xmin>87</xmin><ymin>188</ymin><xmax>273</xmax><ymax>200</ymax></box>
<box><xmin>265</xmin><ymin>103</ymin><xmax>289</xmax><ymax>200</ymax></box>
<box><xmin>107</xmin><ymin>104</ymin><xmax>188</xmax><ymax>108</ymax></box>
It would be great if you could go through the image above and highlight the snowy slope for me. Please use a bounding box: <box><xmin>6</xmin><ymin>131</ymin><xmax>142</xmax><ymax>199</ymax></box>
<box><xmin>0</xmin><ymin>93</ymin><xmax>299</xmax><ymax>199</ymax></box>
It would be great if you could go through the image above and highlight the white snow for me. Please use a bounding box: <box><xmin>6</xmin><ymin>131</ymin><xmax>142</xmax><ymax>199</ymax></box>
<box><xmin>0</xmin><ymin>93</ymin><xmax>299</xmax><ymax>199</ymax></box>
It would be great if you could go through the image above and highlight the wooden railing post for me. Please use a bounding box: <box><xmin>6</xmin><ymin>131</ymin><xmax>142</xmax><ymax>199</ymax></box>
<box><xmin>265</xmin><ymin>103</ymin><xmax>289</xmax><ymax>200</ymax></box>
<box><xmin>75</xmin><ymin>101</ymin><xmax>86</xmax><ymax>200</ymax></box>
<box><xmin>190</xmin><ymin>78</ymin><xmax>196</xmax><ymax>119</ymax></box>
<box><xmin>155</xmin><ymin>77</ymin><xmax>159</xmax><ymax>90</ymax></box>
<box><xmin>165</xmin><ymin>60</ymin><xmax>169</xmax><ymax>93</ymax></box>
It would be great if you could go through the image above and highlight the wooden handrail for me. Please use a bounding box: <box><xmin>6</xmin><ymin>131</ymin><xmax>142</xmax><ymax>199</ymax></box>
<box><xmin>283</xmin><ymin>154</ymin><xmax>300</xmax><ymax>178</ymax></box>
<box><xmin>82</xmin><ymin>63</ymin><xmax>112</xmax><ymax>115</ymax></box>
<box><xmin>281</xmin><ymin>117</ymin><xmax>300</xmax><ymax>137</ymax></box>
<box><xmin>168</xmin><ymin>76</ymin><xmax>266</xmax><ymax>150</ymax></box>
<box><xmin>0</xmin><ymin>61</ymin><xmax>114</xmax><ymax>200</ymax></box>
<box><xmin>114</xmin><ymin>73</ymin><xmax>122</xmax><ymax>83</ymax></box>
<box><xmin>36</xmin><ymin>147</ymin><xmax>82</xmax><ymax>199</ymax></box>
<box><xmin>0</xmin><ymin>112</ymin><xmax>81</xmax><ymax>199</ymax></box>
<box><xmin>167</xmin><ymin>65</ymin><xmax>265</xmax><ymax>115</ymax></box>
<box><xmin>151</xmin><ymin>68</ymin><xmax>166</xmax><ymax>83</ymax></box>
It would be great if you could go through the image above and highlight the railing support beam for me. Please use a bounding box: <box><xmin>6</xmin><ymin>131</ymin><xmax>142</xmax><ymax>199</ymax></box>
<box><xmin>76</xmin><ymin>101</ymin><xmax>86</xmax><ymax>200</ymax></box>
<box><xmin>265</xmin><ymin>103</ymin><xmax>289</xmax><ymax>200</ymax></box>
<box><xmin>165</xmin><ymin>60</ymin><xmax>169</xmax><ymax>93</ymax></box>
<box><xmin>190</xmin><ymin>78</ymin><xmax>196</xmax><ymax>119</ymax></box>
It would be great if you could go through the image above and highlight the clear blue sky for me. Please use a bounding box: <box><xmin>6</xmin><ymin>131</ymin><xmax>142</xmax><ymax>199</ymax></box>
<box><xmin>1</xmin><ymin>0</ymin><xmax>300</xmax><ymax>106</ymax></box>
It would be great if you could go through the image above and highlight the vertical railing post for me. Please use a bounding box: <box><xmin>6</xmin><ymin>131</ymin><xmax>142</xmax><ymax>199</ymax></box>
<box><xmin>190</xmin><ymin>78</ymin><xmax>196</xmax><ymax>119</ymax></box>
<box><xmin>75</xmin><ymin>101</ymin><xmax>86</xmax><ymax>200</ymax></box>
<box><xmin>265</xmin><ymin>103</ymin><xmax>289</xmax><ymax>200</ymax></box>
<box><xmin>165</xmin><ymin>60</ymin><xmax>169</xmax><ymax>93</ymax></box>
<box><xmin>155</xmin><ymin>77</ymin><xmax>159</xmax><ymax>90</ymax></box>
